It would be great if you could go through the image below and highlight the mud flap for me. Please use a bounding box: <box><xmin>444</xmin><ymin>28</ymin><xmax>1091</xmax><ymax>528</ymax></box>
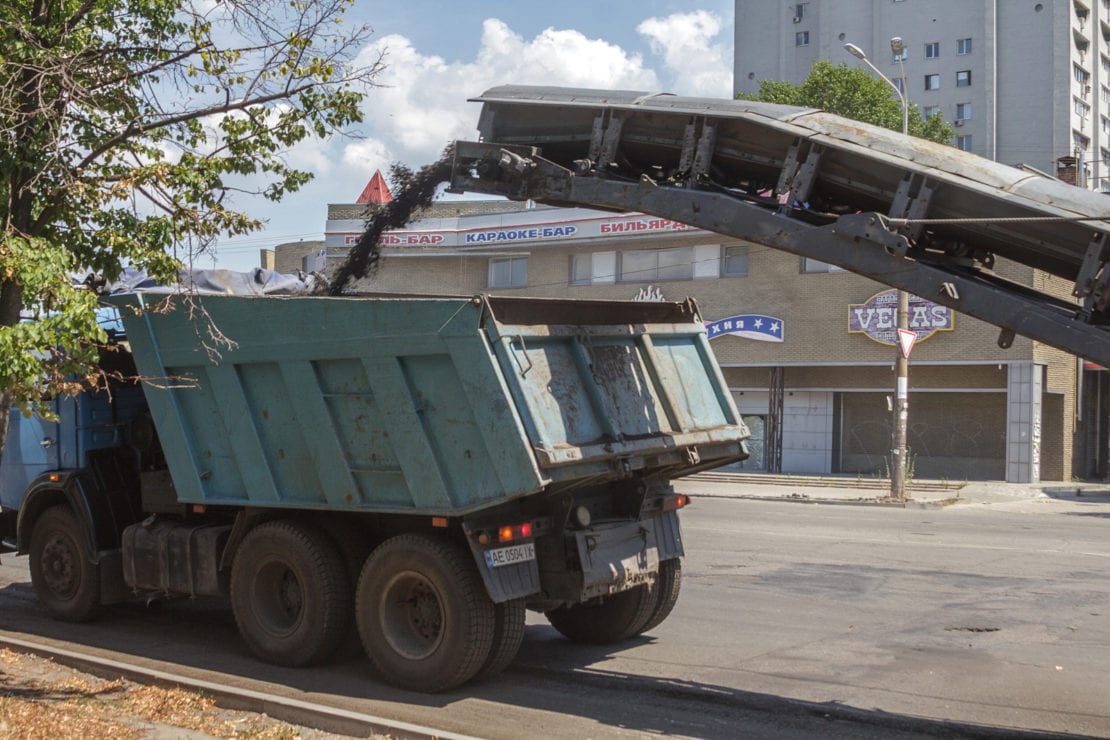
<box><xmin>576</xmin><ymin>510</ymin><xmax>683</xmax><ymax>600</ymax></box>
<box><xmin>466</xmin><ymin>539</ymin><xmax>542</xmax><ymax>604</ymax></box>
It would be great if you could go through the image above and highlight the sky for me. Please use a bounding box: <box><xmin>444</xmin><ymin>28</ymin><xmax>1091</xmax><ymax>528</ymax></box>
<box><xmin>208</xmin><ymin>1</ymin><xmax>737</xmax><ymax>271</ymax></box>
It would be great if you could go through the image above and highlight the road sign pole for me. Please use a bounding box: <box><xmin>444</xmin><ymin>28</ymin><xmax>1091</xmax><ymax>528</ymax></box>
<box><xmin>891</xmin><ymin>291</ymin><xmax>910</xmax><ymax>501</ymax></box>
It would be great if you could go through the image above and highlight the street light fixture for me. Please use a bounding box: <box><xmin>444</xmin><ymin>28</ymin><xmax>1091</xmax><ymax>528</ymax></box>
<box><xmin>845</xmin><ymin>39</ymin><xmax>912</xmax><ymax>501</ymax></box>
<box><xmin>843</xmin><ymin>41</ymin><xmax>908</xmax><ymax>136</ymax></box>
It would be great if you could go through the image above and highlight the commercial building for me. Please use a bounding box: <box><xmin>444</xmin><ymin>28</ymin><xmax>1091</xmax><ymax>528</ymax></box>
<box><xmin>734</xmin><ymin>0</ymin><xmax>1110</xmax><ymax>190</ymax></box>
<box><xmin>275</xmin><ymin>174</ymin><xmax>1095</xmax><ymax>484</ymax></box>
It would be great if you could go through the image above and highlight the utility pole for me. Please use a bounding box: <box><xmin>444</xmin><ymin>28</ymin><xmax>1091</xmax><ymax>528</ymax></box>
<box><xmin>845</xmin><ymin>37</ymin><xmax>912</xmax><ymax>501</ymax></box>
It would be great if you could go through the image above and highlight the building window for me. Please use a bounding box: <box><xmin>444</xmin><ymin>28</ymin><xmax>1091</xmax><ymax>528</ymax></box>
<box><xmin>795</xmin><ymin>31</ymin><xmax>810</xmax><ymax>46</ymax></box>
<box><xmin>924</xmin><ymin>74</ymin><xmax>940</xmax><ymax>91</ymax></box>
<box><xmin>892</xmin><ymin>77</ymin><xmax>905</xmax><ymax>93</ymax></box>
<box><xmin>922</xmin><ymin>105</ymin><xmax>940</xmax><ymax>119</ymax></box>
<box><xmin>489</xmin><ymin>256</ymin><xmax>527</xmax><ymax>289</ymax></box>
<box><xmin>924</xmin><ymin>41</ymin><xmax>939</xmax><ymax>59</ymax></box>
<box><xmin>1101</xmin><ymin>55</ymin><xmax>1110</xmax><ymax>78</ymax></box>
<box><xmin>801</xmin><ymin>257</ymin><xmax>845</xmax><ymax>273</ymax></box>
<box><xmin>1076</xmin><ymin>98</ymin><xmax>1092</xmax><ymax>118</ymax></box>
<box><xmin>956</xmin><ymin>102</ymin><xmax>972</xmax><ymax>121</ymax></box>
<box><xmin>570</xmin><ymin>254</ymin><xmax>592</xmax><ymax>285</ymax></box>
<box><xmin>721</xmin><ymin>245</ymin><xmax>749</xmax><ymax>277</ymax></box>
<box><xmin>1074</xmin><ymin>131</ymin><xmax>1091</xmax><ymax>151</ymax></box>
<box><xmin>957</xmin><ymin>135</ymin><xmax>973</xmax><ymax>151</ymax></box>
<box><xmin>568</xmin><ymin>251</ymin><xmax>616</xmax><ymax>286</ymax></box>
<box><xmin>957</xmin><ymin>37</ymin><xmax>972</xmax><ymax>55</ymax></box>
<box><xmin>619</xmin><ymin>247</ymin><xmax>694</xmax><ymax>282</ymax></box>
<box><xmin>892</xmin><ymin>47</ymin><xmax>907</xmax><ymax>63</ymax></box>
<box><xmin>956</xmin><ymin>70</ymin><xmax>972</xmax><ymax>87</ymax></box>
<box><xmin>793</xmin><ymin>3</ymin><xmax>807</xmax><ymax>21</ymax></box>
<box><xmin>1074</xmin><ymin>63</ymin><xmax>1090</xmax><ymax>84</ymax></box>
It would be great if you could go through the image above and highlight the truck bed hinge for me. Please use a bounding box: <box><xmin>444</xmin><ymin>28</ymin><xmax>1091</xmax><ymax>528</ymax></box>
<box><xmin>1074</xmin><ymin>232</ymin><xmax>1110</xmax><ymax>318</ymax></box>
<box><xmin>775</xmin><ymin>139</ymin><xmax>824</xmax><ymax>210</ymax></box>
<box><xmin>888</xmin><ymin>173</ymin><xmax>936</xmax><ymax>243</ymax></box>
<box><xmin>677</xmin><ymin>118</ymin><xmax>717</xmax><ymax>184</ymax></box>
<box><xmin>588</xmin><ymin>111</ymin><xmax>624</xmax><ymax>171</ymax></box>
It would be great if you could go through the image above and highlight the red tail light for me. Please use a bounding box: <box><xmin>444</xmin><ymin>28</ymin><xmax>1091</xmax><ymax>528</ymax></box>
<box><xmin>495</xmin><ymin>521</ymin><xmax>535</xmax><ymax>543</ymax></box>
<box><xmin>662</xmin><ymin>494</ymin><xmax>690</xmax><ymax>512</ymax></box>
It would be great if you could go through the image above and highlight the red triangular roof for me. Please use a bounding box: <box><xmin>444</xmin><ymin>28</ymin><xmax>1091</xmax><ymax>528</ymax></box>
<box><xmin>356</xmin><ymin>170</ymin><xmax>393</xmax><ymax>204</ymax></box>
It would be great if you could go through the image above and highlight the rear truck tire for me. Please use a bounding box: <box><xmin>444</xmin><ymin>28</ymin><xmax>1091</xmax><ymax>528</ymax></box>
<box><xmin>230</xmin><ymin>520</ymin><xmax>351</xmax><ymax>667</ymax></box>
<box><xmin>29</xmin><ymin>506</ymin><xmax>101</xmax><ymax>622</ymax></box>
<box><xmin>545</xmin><ymin>581</ymin><xmax>655</xmax><ymax>645</ymax></box>
<box><xmin>637</xmin><ymin>558</ymin><xmax>682</xmax><ymax>635</ymax></box>
<box><xmin>474</xmin><ymin>598</ymin><xmax>526</xmax><ymax>681</ymax></box>
<box><xmin>356</xmin><ymin>534</ymin><xmax>496</xmax><ymax>692</ymax></box>
<box><xmin>318</xmin><ymin>517</ymin><xmax>374</xmax><ymax>587</ymax></box>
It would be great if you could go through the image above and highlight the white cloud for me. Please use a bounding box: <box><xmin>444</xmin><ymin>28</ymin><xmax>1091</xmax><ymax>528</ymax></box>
<box><xmin>637</xmin><ymin>11</ymin><xmax>733</xmax><ymax>98</ymax></box>
<box><xmin>337</xmin><ymin>13</ymin><xmax>733</xmax><ymax>176</ymax></box>
<box><xmin>342</xmin><ymin>20</ymin><xmax>660</xmax><ymax>175</ymax></box>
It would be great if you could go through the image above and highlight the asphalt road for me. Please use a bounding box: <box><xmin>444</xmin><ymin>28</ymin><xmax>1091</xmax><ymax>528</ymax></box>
<box><xmin>0</xmin><ymin>497</ymin><xmax>1107</xmax><ymax>738</ymax></box>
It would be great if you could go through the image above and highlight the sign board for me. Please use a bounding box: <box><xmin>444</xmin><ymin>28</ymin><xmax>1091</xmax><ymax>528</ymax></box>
<box><xmin>897</xmin><ymin>328</ymin><xmax>917</xmax><ymax>358</ymax></box>
<box><xmin>329</xmin><ymin>212</ymin><xmax>689</xmax><ymax>249</ymax></box>
<box><xmin>848</xmin><ymin>290</ymin><xmax>954</xmax><ymax>346</ymax></box>
<box><xmin>706</xmin><ymin>314</ymin><xmax>784</xmax><ymax>342</ymax></box>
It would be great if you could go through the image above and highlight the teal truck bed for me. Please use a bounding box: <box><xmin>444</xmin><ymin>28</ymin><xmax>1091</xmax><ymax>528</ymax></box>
<box><xmin>109</xmin><ymin>293</ymin><xmax>746</xmax><ymax>513</ymax></box>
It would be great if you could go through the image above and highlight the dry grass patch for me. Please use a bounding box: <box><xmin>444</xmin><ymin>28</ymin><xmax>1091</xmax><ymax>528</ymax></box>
<box><xmin>0</xmin><ymin>648</ymin><xmax>341</xmax><ymax>738</ymax></box>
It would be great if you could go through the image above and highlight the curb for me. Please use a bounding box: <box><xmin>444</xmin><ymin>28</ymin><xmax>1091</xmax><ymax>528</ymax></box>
<box><xmin>689</xmin><ymin>490</ymin><xmax>956</xmax><ymax>508</ymax></box>
<box><xmin>690</xmin><ymin>471</ymin><xmax>967</xmax><ymax>493</ymax></box>
<box><xmin>0</xmin><ymin>632</ymin><xmax>476</xmax><ymax>740</ymax></box>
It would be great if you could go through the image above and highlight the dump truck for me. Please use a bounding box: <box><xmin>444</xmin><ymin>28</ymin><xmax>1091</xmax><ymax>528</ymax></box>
<box><xmin>0</xmin><ymin>280</ymin><xmax>749</xmax><ymax>691</ymax></box>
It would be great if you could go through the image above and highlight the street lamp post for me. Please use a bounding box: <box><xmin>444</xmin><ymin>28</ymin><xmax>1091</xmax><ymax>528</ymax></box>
<box><xmin>845</xmin><ymin>39</ymin><xmax>912</xmax><ymax>501</ymax></box>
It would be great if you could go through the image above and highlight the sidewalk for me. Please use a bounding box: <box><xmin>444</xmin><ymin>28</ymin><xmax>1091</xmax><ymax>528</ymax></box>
<box><xmin>676</xmin><ymin>471</ymin><xmax>1110</xmax><ymax>511</ymax></box>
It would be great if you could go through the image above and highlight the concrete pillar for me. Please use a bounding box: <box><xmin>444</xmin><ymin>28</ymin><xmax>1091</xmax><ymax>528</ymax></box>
<box><xmin>1006</xmin><ymin>362</ymin><xmax>1043</xmax><ymax>483</ymax></box>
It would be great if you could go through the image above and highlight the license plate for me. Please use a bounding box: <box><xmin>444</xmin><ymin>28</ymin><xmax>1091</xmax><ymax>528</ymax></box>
<box><xmin>484</xmin><ymin>542</ymin><xmax>536</xmax><ymax>568</ymax></box>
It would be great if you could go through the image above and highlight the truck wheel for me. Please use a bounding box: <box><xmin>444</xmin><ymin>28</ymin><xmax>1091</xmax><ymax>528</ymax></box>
<box><xmin>545</xmin><ymin>583</ymin><xmax>654</xmax><ymax>645</ymax></box>
<box><xmin>29</xmin><ymin>506</ymin><xmax>100</xmax><ymax>622</ymax></box>
<box><xmin>356</xmin><ymin>534</ymin><xmax>495</xmax><ymax>692</ymax></box>
<box><xmin>474</xmin><ymin>598</ymin><xmax>526</xmax><ymax>681</ymax></box>
<box><xmin>638</xmin><ymin>558</ymin><xmax>682</xmax><ymax>635</ymax></box>
<box><xmin>231</xmin><ymin>521</ymin><xmax>351</xmax><ymax>667</ymax></box>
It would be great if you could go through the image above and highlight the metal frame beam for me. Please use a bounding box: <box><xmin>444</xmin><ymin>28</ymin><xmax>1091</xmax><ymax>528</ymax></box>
<box><xmin>451</xmin><ymin>143</ymin><xmax>1110</xmax><ymax>367</ymax></box>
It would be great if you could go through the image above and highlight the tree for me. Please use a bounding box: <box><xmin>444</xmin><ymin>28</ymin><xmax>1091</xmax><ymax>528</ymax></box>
<box><xmin>0</xmin><ymin>0</ymin><xmax>381</xmax><ymax>454</ymax></box>
<box><xmin>738</xmin><ymin>60</ymin><xmax>954</xmax><ymax>144</ymax></box>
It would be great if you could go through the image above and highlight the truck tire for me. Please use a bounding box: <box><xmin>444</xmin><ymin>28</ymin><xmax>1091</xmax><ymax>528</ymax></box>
<box><xmin>637</xmin><ymin>558</ymin><xmax>682</xmax><ymax>635</ymax></box>
<box><xmin>474</xmin><ymin>598</ymin><xmax>526</xmax><ymax>681</ymax></box>
<box><xmin>231</xmin><ymin>521</ymin><xmax>351</xmax><ymax>667</ymax></box>
<box><xmin>356</xmin><ymin>534</ymin><xmax>495</xmax><ymax>692</ymax></box>
<box><xmin>545</xmin><ymin>582</ymin><xmax>655</xmax><ymax>645</ymax></box>
<box><xmin>29</xmin><ymin>506</ymin><xmax>100</xmax><ymax>622</ymax></box>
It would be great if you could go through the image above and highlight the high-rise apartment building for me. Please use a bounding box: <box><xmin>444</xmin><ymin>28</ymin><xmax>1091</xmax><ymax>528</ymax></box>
<box><xmin>734</xmin><ymin>0</ymin><xmax>1110</xmax><ymax>191</ymax></box>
